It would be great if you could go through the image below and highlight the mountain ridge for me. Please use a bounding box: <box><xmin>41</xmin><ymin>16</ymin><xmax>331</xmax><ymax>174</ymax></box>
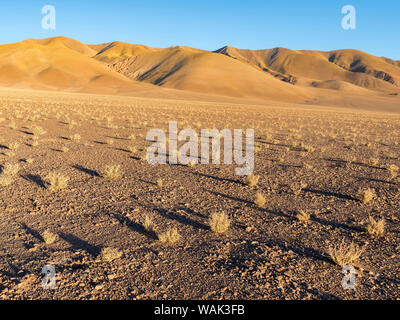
<box><xmin>0</xmin><ymin>36</ymin><xmax>399</xmax><ymax>111</ymax></box>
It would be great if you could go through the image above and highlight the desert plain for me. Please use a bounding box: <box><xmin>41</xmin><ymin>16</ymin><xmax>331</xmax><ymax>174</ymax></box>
<box><xmin>0</xmin><ymin>37</ymin><xmax>399</xmax><ymax>300</ymax></box>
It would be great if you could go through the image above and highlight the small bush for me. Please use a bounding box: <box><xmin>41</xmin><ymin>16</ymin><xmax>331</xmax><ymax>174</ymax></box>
<box><xmin>303</xmin><ymin>164</ymin><xmax>313</xmax><ymax>170</ymax></box>
<box><xmin>101</xmin><ymin>247</ymin><xmax>123</xmax><ymax>262</ymax></box>
<box><xmin>356</xmin><ymin>188</ymin><xmax>376</xmax><ymax>204</ymax></box>
<box><xmin>187</xmin><ymin>161</ymin><xmax>195</xmax><ymax>168</ymax></box>
<box><xmin>1</xmin><ymin>163</ymin><xmax>20</xmax><ymax>176</ymax></box>
<box><xmin>209</xmin><ymin>212</ymin><xmax>230</xmax><ymax>234</ymax></box>
<box><xmin>4</xmin><ymin>151</ymin><xmax>15</xmax><ymax>157</ymax></box>
<box><xmin>31</xmin><ymin>126</ymin><xmax>46</xmax><ymax>136</ymax></box>
<box><xmin>291</xmin><ymin>182</ymin><xmax>308</xmax><ymax>196</ymax></box>
<box><xmin>8</xmin><ymin>142</ymin><xmax>19</xmax><ymax>150</ymax></box>
<box><xmin>46</xmin><ymin>172</ymin><xmax>69</xmax><ymax>191</ymax></box>
<box><xmin>143</xmin><ymin>215</ymin><xmax>155</xmax><ymax>233</ymax></box>
<box><xmin>369</xmin><ymin>158</ymin><xmax>379</xmax><ymax>166</ymax></box>
<box><xmin>303</xmin><ymin>145</ymin><xmax>315</xmax><ymax>153</ymax></box>
<box><xmin>364</xmin><ymin>216</ymin><xmax>385</xmax><ymax>237</ymax></box>
<box><xmin>43</xmin><ymin>230</ymin><xmax>58</xmax><ymax>244</ymax></box>
<box><xmin>254</xmin><ymin>192</ymin><xmax>266</xmax><ymax>208</ymax></box>
<box><xmin>101</xmin><ymin>165</ymin><xmax>122</xmax><ymax>179</ymax></box>
<box><xmin>0</xmin><ymin>175</ymin><xmax>13</xmax><ymax>187</ymax></box>
<box><xmin>70</xmin><ymin>134</ymin><xmax>81</xmax><ymax>142</ymax></box>
<box><xmin>244</xmin><ymin>174</ymin><xmax>259</xmax><ymax>188</ymax></box>
<box><xmin>158</xmin><ymin>227</ymin><xmax>180</xmax><ymax>244</ymax></box>
<box><xmin>296</xmin><ymin>210</ymin><xmax>310</xmax><ymax>222</ymax></box>
<box><xmin>127</xmin><ymin>146</ymin><xmax>136</xmax><ymax>153</ymax></box>
<box><xmin>8</xmin><ymin>122</ymin><xmax>17</xmax><ymax>130</ymax></box>
<box><xmin>387</xmin><ymin>165</ymin><xmax>399</xmax><ymax>179</ymax></box>
<box><xmin>328</xmin><ymin>240</ymin><xmax>364</xmax><ymax>267</ymax></box>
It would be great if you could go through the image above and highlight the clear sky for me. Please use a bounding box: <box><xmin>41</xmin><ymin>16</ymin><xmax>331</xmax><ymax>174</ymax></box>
<box><xmin>0</xmin><ymin>0</ymin><xmax>399</xmax><ymax>59</ymax></box>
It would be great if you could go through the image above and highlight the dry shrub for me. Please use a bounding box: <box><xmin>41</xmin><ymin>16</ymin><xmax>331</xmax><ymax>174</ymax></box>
<box><xmin>187</xmin><ymin>161</ymin><xmax>195</xmax><ymax>168</ymax></box>
<box><xmin>303</xmin><ymin>163</ymin><xmax>313</xmax><ymax>170</ymax></box>
<box><xmin>209</xmin><ymin>212</ymin><xmax>230</xmax><ymax>234</ymax></box>
<box><xmin>31</xmin><ymin>126</ymin><xmax>46</xmax><ymax>136</ymax></box>
<box><xmin>8</xmin><ymin>142</ymin><xmax>19</xmax><ymax>150</ymax></box>
<box><xmin>387</xmin><ymin>165</ymin><xmax>399</xmax><ymax>178</ymax></box>
<box><xmin>303</xmin><ymin>145</ymin><xmax>315</xmax><ymax>153</ymax></box>
<box><xmin>70</xmin><ymin>134</ymin><xmax>81</xmax><ymax>142</ymax></box>
<box><xmin>127</xmin><ymin>146</ymin><xmax>136</xmax><ymax>153</ymax></box>
<box><xmin>46</xmin><ymin>172</ymin><xmax>69</xmax><ymax>191</ymax></box>
<box><xmin>296</xmin><ymin>210</ymin><xmax>310</xmax><ymax>222</ymax></box>
<box><xmin>158</xmin><ymin>227</ymin><xmax>180</xmax><ymax>244</ymax></box>
<box><xmin>369</xmin><ymin>158</ymin><xmax>379</xmax><ymax>166</ymax></box>
<box><xmin>290</xmin><ymin>182</ymin><xmax>307</xmax><ymax>196</ymax></box>
<box><xmin>254</xmin><ymin>192</ymin><xmax>266</xmax><ymax>208</ymax></box>
<box><xmin>1</xmin><ymin>163</ymin><xmax>20</xmax><ymax>176</ymax></box>
<box><xmin>364</xmin><ymin>216</ymin><xmax>385</xmax><ymax>237</ymax></box>
<box><xmin>328</xmin><ymin>240</ymin><xmax>364</xmax><ymax>267</ymax></box>
<box><xmin>143</xmin><ymin>215</ymin><xmax>155</xmax><ymax>233</ymax></box>
<box><xmin>355</xmin><ymin>188</ymin><xmax>376</xmax><ymax>204</ymax></box>
<box><xmin>43</xmin><ymin>230</ymin><xmax>58</xmax><ymax>244</ymax></box>
<box><xmin>244</xmin><ymin>174</ymin><xmax>259</xmax><ymax>188</ymax></box>
<box><xmin>101</xmin><ymin>247</ymin><xmax>123</xmax><ymax>262</ymax></box>
<box><xmin>101</xmin><ymin>165</ymin><xmax>122</xmax><ymax>179</ymax></box>
<box><xmin>0</xmin><ymin>175</ymin><xmax>13</xmax><ymax>187</ymax></box>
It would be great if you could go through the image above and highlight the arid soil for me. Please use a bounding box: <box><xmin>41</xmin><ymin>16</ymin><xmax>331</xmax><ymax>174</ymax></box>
<box><xmin>0</xmin><ymin>89</ymin><xmax>399</xmax><ymax>300</ymax></box>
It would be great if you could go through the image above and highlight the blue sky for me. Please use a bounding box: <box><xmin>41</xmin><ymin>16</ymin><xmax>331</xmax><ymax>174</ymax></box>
<box><xmin>0</xmin><ymin>0</ymin><xmax>399</xmax><ymax>59</ymax></box>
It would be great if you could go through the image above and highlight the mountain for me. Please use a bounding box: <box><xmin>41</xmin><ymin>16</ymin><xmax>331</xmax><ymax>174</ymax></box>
<box><xmin>0</xmin><ymin>36</ymin><xmax>399</xmax><ymax>110</ymax></box>
<box><xmin>215</xmin><ymin>46</ymin><xmax>400</xmax><ymax>91</ymax></box>
<box><xmin>0</xmin><ymin>37</ymin><xmax>151</xmax><ymax>93</ymax></box>
<box><xmin>95</xmin><ymin>45</ymin><xmax>310</xmax><ymax>102</ymax></box>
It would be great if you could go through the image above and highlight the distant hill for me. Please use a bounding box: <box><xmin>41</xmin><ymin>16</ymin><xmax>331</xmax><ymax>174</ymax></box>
<box><xmin>0</xmin><ymin>37</ymin><xmax>151</xmax><ymax>93</ymax></box>
<box><xmin>214</xmin><ymin>46</ymin><xmax>400</xmax><ymax>91</ymax></box>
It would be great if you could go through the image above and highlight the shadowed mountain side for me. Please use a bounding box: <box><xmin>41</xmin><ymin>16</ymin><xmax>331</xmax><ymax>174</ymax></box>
<box><xmin>89</xmin><ymin>41</ymin><xmax>158</xmax><ymax>64</ymax></box>
<box><xmin>106</xmin><ymin>46</ymin><xmax>312</xmax><ymax>103</ymax></box>
<box><xmin>215</xmin><ymin>46</ymin><xmax>400</xmax><ymax>92</ymax></box>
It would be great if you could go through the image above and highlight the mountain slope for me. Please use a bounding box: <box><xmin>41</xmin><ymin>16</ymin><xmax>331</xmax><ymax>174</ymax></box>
<box><xmin>97</xmin><ymin>46</ymin><xmax>311</xmax><ymax>102</ymax></box>
<box><xmin>23</xmin><ymin>36</ymin><xmax>97</xmax><ymax>57</ymax></box>
<box><xmin>0</xmin><ymin>38</ymin><xmax>152</xmax><ymax>93</ymax></box>
<box><xmin>89</xmin><ymin>41</ymin><xmax>156</xmax><ymax>64</ymax></box>
<box><xmin>215</xmin><ymin>46</ymin><xmax>400</xmax><ymax>91</ymax></box>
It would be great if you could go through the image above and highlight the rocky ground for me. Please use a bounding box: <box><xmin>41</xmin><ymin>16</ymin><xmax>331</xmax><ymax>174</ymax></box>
<box><xmin>0</xmin><ymin>89</ymin><xmax>399</xmax><ymax>300</ymax></box>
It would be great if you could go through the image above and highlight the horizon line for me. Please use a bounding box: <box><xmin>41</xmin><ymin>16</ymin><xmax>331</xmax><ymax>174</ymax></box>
<box><xmin>1</xmin><ymin>35</ymin><xmax>398</xmax><ymax>61</ymax></box>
